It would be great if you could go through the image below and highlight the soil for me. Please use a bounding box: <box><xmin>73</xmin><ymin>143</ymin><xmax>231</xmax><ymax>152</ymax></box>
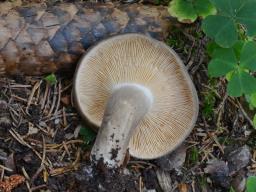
<box><xmin>0</xmin><ymin>1</ymin><xmax>256</xmax><ymax>192</ymax></box>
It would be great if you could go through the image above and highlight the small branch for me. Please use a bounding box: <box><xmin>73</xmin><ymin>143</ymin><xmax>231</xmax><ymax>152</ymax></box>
<box><xmin>236</xmin><ymin>100</ymin><xmax>254</xmax><ymax>128</ymax></box>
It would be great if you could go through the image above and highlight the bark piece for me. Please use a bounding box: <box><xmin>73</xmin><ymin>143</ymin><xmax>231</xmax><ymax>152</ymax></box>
<box><xmin>0</xmin><ymin>2</ymin><xmax>172</xmax><ymax>76</ymax></box>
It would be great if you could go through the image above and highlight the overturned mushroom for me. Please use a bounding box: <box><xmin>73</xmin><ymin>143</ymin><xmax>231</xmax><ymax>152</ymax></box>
<box><xmin>74</xmin><ymin>33</ymin><xmax>198</xmax><ymax>168</ymax></box>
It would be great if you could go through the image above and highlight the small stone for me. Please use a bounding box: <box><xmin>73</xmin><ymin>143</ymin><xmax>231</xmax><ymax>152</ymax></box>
<box><xmin>231</xmin><ymin>170</ymin><xmax>246</xmax><ymax>192</ymax></box>
<box><xmin>0</xmin><ymin>100</ymin><xmax>7</xmax><ymax>110</ymax></box>
<box><xmin>156</xmin><ymin>144</ymin><xmax>186</xmax><ymax>171</ymax></box>
<box><xmin>54</xmin><ymin>118</ymin><xmax>60</xmax><ymax>125</ymax></box>
<box><xmin>227</xmin><ymin>145</ymin><xmax>251</xmax><ymax>175</ymax></box>
<box><xmin>204</xmin><ymin>159</ymin><xmax>230</xmax><ymax>188</ymax></box>
<box><xmin>123</xmin><ymin>168</ymin><xmax>131</xmax><ymax>175</ymax></box>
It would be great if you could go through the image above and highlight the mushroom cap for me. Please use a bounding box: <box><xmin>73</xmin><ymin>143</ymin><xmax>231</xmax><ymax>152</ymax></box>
<box><xmin>74</xmin><ymin>33</ymin><xmax>198</xmax><ymax>159</ymax></box>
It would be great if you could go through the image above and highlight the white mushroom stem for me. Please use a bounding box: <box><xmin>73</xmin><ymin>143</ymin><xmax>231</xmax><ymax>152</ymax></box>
<box><xmin>91</xmin><ymin>84</ymin><xmax>153</xmax><ymax>168</ymax></box>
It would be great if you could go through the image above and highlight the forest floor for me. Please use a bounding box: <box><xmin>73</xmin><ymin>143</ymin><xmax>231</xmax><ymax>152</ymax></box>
<box><xmin>0</xmin><ymin>0</ymin><xmax>256</xmax><ymax>192</ymax></box>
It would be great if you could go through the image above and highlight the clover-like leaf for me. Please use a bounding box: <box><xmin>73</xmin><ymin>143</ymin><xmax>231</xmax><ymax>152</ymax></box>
<box><xmin>232</xmin><ymin>40</ymin><xmax>246</xmax><ymax>60</ymax></box>
<box><xmin>202</xmin><ymin>0</ymin><xmax>256</xmax><ymax>47</ymax></box>
<box><xmin>208</xmin><ymin>47</ymin><xmax>237</xmax><ymax>77</ymax></box>
<box><xmin>168</xmin><ymin>0</ymin><xmax>216</xmax><ymax>23</ymax></box>
<box><xmin>210</xmin><ymin>0</ymin><xmax>244</xmax><ymax>17</ymax></box>
<box><xmin>250</xmin><ymin>93</ymin><xmax>256</xmax><ymax>108</ymax></box>
<box><xmin>246</xmin><ymin>176</ymin><xmax>256</xmax><ymax>192</ymax></box>
<box><xmin>227</xmin><ymin>71</ymin><xmax>256</xmax><ymax>97</ymax></box>
<box><xmin>202</xmin><ymin>15</ymin><xmax>237</xmax><ymax>48</ymax></box>
<box><xmin>236</xmin><ymin>1</ymin><xmax>256</xmax><ymax>37</ymax></box>
<box><xmin>206</xmin><ymin>41</ymin><xmax>221</xmax><ymax>56</ymax></box>
<box><xmin>247</xmin><ymin>93</ymin><xmax>256</xmax><ymax>108</ymax></box>
<box><xmin>240</xmin><ymin>41</ymin><xmax>256</xmax><ymax>71</ymax></box>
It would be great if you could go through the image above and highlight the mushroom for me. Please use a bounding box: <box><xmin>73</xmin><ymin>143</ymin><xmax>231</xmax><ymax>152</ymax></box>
<box><xmin>74</xmin><ymin>33</ymin><xmax>198</xmax><ymax>168</ymax></box>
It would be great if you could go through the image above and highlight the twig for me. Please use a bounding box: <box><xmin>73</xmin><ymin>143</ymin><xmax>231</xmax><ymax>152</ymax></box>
<box><xmin>0</xmin><ymin>169</ymin><xmax>4</xmax><ymax>182</ymax></box>
<box><xmin>21</xmin><ymin>167</ymin><xmax>30</xmax><ymax>180</ymax></box>
<box><xmin>61</xmin><ymin>82</ymin><xmax>72</xmax><ymax>93</ymax></box>
<box><xmin>237</xmin><ymin>99</ymin><xmax>254</xmax><ymax>127</ymax></box>
<box><xmin>31</xmin><ymin>135</ymin><xmax>46</xmax><ymax>184</ymax></box>
<box><xmin>26</xmin><ymin>80</ymin><xmax>41</xmax><ymax>112</ymax></box>
<box><xmin>44</xmin><ymin>113</ymin><xmax>77</xmax><ymax>122</ymax></box>
<box><xmin>31</xmin><ymin>184</ymin><xmax>47</xmax><ymax>191</ymax></box>
<box><xmin>54</xmin><ymin>81</ymin><xmax>61</xmax><ymax>115</ymax></box>
<box><xmin>139</xmin><ymin>176</ymin><xmax>142</xmax><ymax>192</ymax></box>
<box><xmin>47</xmin><ymin>83</ymin><xmax>58</xmax><ymax>117</ymax></box>
<box><xmin>9</xmin><ymin>129</ymin><xmax>50</xmax><ymax>167</ymax></box>
<box><xmin>11</xmin><ymin>95</ymin><xmax>27</xmax><ymax>103</ymax></box>
<box><xmin>0</xmin><ymin>165</ymin><xmax>13</xmax><ymax>172</ymax></box>
<box><xmin>62</xmin><ymin>107</ymin><xmax>67</xmax><ymax>127</ymax></box>
<box><xmin>41</xmin><ymin>83</ymin><xmax>49</xmax><ymax>110</ymax></box>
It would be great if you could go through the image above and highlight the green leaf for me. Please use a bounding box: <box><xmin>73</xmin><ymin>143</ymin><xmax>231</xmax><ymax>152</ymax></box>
<box><xmin>246</xmin><ymin>176</ymin><xmax>256</xmax><ymax>192</ymax></box>
<box><xmin>206</xmin><ymin>41</ymin><xmax>221</xmax><ymax>57</ymax></box>
<box><xmin>233</xmin><ymin>40</ymin><xmax>246</xmax><ymax>60</ymax></box>
<box><xmin>225</xmin><ymin>70</ymin><xmax>235</xmax><ymax>81</ymax></box>
<box><xmin>44</xmin><ymin>73</ymin><xmax>57</xmax><ymax>85</ymax></box>
<box><xmin>203</xmin><ymin>0</ymin><xmax>256</xmax><ymax>47</ymax></box>
<box><xmin>194</xmin><ymin>0</ymin><xmax>217</xmax><ymax>18</ymax></box>
<box><xmin>208</xmin><ymin>48</ymin><xmax>237</xmax><ymax>77</ymax></box>
<box><xmin>227</xmin><ymin>71</ymin><xmax>256</xmax><ymax>97</ymax></box>
<box><xmin>210</xmin><ymin>0</ymin><xmax>244</xmax><ymax>17</ymax></box>
<box><xmin>236</xmin><ymin>1</ymin><xmax>256</xmax><ymax>36</ymax></box>
<box><xmin>79</xmin><ymin>125</ymin><xmax>96</xmax><ymax>145</ymax></box>
<box><xmin>168</xmin><ymin>0</ymin><xmax>216</xmax><ymax>23</ymax></box>
<box><xmin>250</xmin><ymin>93</ymin><xmax>256</xmax><ymax>108</ymax></box>
<box><xmin>253</xmin><ymin>114</ymin><xmax>256</xmax><ymax>128</ymax></box>
<box><xmin>168</xmin><ymin>0</ymin><xmax>197</xmax><ymax>23</ymax></box>
<box><xmin>240</xmin><ymin>41</ymin><xmax>256</xmax><ymax>71</ymax></box>
<box><xmin>202</xmin><ymin>15</ymin><xmax>237</xmax><ymax>48</ymax></box>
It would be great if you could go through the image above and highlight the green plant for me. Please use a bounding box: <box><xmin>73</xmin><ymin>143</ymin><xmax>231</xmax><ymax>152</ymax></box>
<box><xmin>79</xmin><ymin>125</ymin><xmax>96</xmax><ymax>146</ymax></box>
<box><xmin>246</xmin><ymin>93</ymin><xmax>256</xmax><ymax>127</ymax></box>
<box><xmin>44</xmin><ymin>73</ymin><xmax>57</xmax><ymax>85</ymax></box>
<box><xmin>229</xmin><ymin>186</ymin><xmax>235</xmax><ymax>192</ymax></box>
<box><xmin>188</xmin><ymin>146</ymin><xmax>199</xmax><ymax>165</ymax></box>
<box><xmin>202</xmin><ymin>81</ymin><xmax>217</xmax><ymax>119</ymax></box>
<box><xmin>202</xmin><ymin>0</ymin><xmax>256</xmax><ymax>48</ymax></box>
<box><xmin>208</xmin><ymin>41</ymin><xmax>256</xmax><ymax>97</ymax></box>
<box><xmin>202</xmin><ymin>0</ymin><xmax>256</xmax><ymax>128</ymax></box>
<box><xmin>246</xmin><ymin>176</ymin><xmax>256</xmax><ymax>192</ymax></box>
<box><xmin>168</xmin><ymin>0</ymin><xmax>216</xmax><ymax>23</ymax></box>
<box><xmin>169</xmin><ymin>0</ymin><xmax>256</xmax><ymax>128</ymax></box>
